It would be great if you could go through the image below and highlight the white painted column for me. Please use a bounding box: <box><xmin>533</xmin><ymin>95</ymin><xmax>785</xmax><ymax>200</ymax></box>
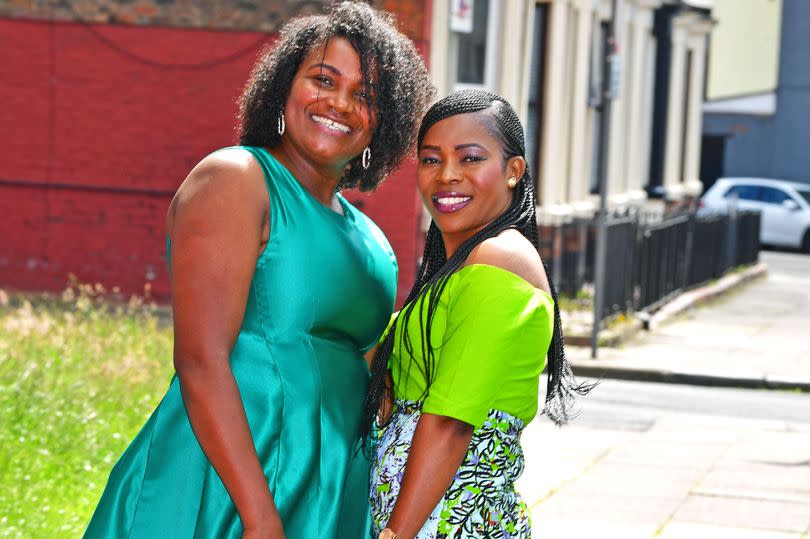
<box><xmin>566</xmin><ymin>0</ymin><xmax>595</xmax><ymax>204</ymax></box>
<box><xmin>623</xmin><ymin>5</ymin><xmax>648</xmax><ymax>198</ymax></box>
<box><xmin>639</xmin><ymin>29</ymin><xmax>657</xmax><ymax>196</ymax></box>
<box><xmin>683</xmin><ymin>29</ymin><xmax>710</xmax><ymax>197</ymax></box>
<box><xmin>498</xmin><ymin>0</ymin><xmax>528</xmax><ymax>108</ymax></box>
<box><xmin>429</xmin><ymin>0</ymin><xmax>451</xmax><ymax>96</ymax></box>
<box><xmin>539</xmin><ymin>0</ymin><xmax>570</xmax><ymax>207</ymax></box>
<box><xmin>662</xmin><ymin>22</ymin><xmax>687</xmax><ymax>198</ymax></box>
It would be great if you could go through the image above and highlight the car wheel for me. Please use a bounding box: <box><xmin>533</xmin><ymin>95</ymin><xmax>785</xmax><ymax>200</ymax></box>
<box><xmin>803</xmin><ymin>229</ymin><xmax>810</xmax><ymax>254</ymax></box>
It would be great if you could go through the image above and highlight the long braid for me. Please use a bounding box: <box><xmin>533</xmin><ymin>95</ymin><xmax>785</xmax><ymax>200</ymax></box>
<box><xmin>360</xmin><ymin>90</ymin><xmax>591</xmax><ymax>446</ymax></box>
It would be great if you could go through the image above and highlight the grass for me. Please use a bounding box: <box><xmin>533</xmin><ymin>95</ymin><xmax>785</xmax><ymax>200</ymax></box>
<box><xmin>0</xmin><ymin>282</ymin><xmax>174</xmax><ymax>538</ymax></box>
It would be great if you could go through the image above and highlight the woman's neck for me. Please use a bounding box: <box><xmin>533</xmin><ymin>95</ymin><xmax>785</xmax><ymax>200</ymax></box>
<box><xmin>268</xmin><ymin>144</ymin><xmax>345</xmax><ymax>206</ymax></box>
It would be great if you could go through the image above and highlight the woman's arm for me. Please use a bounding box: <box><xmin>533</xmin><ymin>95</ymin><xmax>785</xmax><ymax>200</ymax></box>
<box><xmin>384</xmin><ymin>413</ymin><xmax>473</xmax><ymax>539</ymax></box>
<box><xmin>168</xmin><ymin>151</ymin><xmax>284</xmax><ymax>537</ymax></box>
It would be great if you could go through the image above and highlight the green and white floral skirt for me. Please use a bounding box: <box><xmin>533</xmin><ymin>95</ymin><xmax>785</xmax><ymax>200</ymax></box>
<box><xmin>369</xmin><ymin>399</ymin><xmax>531</xmax><ymax>538</ymax></box>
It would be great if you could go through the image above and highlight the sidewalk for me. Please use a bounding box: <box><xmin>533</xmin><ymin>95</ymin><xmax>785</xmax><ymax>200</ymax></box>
<box><xmin>566</xmin><ymin>251</ymin><xmax>810</xmax><ymax>391</ymax></box>
<box><xmin>518</xmin><ymin>412</ymin><xmax>810</xmax><ymax>538</ymax></box>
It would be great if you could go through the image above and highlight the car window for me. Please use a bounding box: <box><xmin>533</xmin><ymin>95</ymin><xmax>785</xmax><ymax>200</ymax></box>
<box><xmin>724</xmin><ymin>184</ymin><xmax>760</xmax><ymax>201</ymax></box>
<box><xmin>759</xmin><ymin>186</ymin><xmax>792</xmax><ymax>205</ymax></box>
<box><xmin>797</xmin><ymin>190</ymin><xmax>810</xmax><ymax>206</ymax></box>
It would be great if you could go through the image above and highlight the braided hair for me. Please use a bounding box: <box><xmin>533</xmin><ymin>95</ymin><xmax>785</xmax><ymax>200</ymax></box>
<box><xmin>361</xmin><ymin>90</ymin><xmax>592</xmax><ymax>443</ymax></box>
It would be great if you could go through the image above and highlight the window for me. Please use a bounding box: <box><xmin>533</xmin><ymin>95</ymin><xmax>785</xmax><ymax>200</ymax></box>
<box><xmin>588</xmin><ymin>21</ymin><xmax>608</xmax><ymax>194</ymax></box>
<box><xmin>759</xmin><ymin>187</ymin><xmax>792</xmax><ymax>205</ymax></box>
<box><xmin>455</xmin><ymin>0</ymin><xmax>488</xmax><ymax>84</ymax></box>
<box><xmin>451</xmin><ymin>0</ymin><xmax>501</xmax><ymax>89</ymax></box>
<box><xmin>526</xmin><ymin>4</ymin><xmax>549</xmax><ymax>192</ymax></box>
<box><xmin>724</xmin><ymin>185</ymin><xmax>760</xmax><ymax>201</ymax></box>
<box><xmin>797</xmin><ymin>190</ymin><xmax>810</xmax><ymax>206</ymax></box>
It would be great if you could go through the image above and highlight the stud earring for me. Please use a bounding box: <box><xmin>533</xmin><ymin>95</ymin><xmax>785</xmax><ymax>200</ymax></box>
<box><xmin>507</xmin><ymin>176</ymin><xmax>518</xmax><ymax>188</ymax></box>
<box><xmin>277</xmin><ymin>112</ymin><xmax>285</xmax><ymax>136</ymax></box>
<box><xmin>362</xmin><ymin>147</ymin><xmax>371</xmax><ymax>170</ymax></box>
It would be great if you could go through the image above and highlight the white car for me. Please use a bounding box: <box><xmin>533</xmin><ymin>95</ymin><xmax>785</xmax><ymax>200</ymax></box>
<box><xmin>701</xmin><ymin>177</ymin><xmax>810</xmax><ymax>252</ymax></box>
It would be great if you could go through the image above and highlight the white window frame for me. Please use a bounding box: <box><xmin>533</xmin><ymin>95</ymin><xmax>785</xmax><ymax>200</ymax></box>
<box><xmin>449</xmin><ymin>0</ymin><xmax>503</xmax><ymax>91</ymax></box>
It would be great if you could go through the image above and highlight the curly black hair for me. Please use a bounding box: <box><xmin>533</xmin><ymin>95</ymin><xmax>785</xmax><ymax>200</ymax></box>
<box><xmin>237</xmin><ymin>1</ymin><xmax>435</xmax><ymax>191</ymax></box>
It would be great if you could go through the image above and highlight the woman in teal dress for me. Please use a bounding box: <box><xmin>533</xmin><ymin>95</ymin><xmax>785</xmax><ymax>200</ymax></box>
<box><xmin>363</xmin><ymin>90</ymin><xmax>593</xmax><ymax>539</ymax></box>
<box><xmin>84</xmin><ymin>3</ymin><xmax>433</xmax><ymax>538</ymax></box>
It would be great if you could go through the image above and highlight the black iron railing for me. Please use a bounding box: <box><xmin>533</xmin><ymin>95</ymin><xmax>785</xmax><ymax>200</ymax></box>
<box><xmin>538</xmin><ymin>209</ymin><xmax>761</xmax><ymax>322</ymax></box>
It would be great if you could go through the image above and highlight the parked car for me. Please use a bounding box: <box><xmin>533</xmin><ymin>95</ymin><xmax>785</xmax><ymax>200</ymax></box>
<box><xmin>701</xmin><ymin>177</ymin><xmax>810</xmax><ymax>252</ymax></box>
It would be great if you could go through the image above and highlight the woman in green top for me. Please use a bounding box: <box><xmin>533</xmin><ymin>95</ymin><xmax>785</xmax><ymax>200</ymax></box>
<box><xmin>84</xmin><ymin>3</ymin><xmax>432</xmax><ymax>538</ymax></box>
<box><xmin>364</xmin><ymin>90</ymin><xmax>592</xmax><ymax>539</ymax></box>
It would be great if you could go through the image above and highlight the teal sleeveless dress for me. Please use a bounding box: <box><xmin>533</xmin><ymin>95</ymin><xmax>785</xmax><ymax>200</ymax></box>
<box><xmin>85</xmin><ymin>147</ymin><xmax>398</xmax><ymax>538</ymax></box>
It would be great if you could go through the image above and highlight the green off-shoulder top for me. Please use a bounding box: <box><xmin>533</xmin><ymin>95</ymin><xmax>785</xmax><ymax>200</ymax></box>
<box><xmin>387</xmin><ymin>263</ymin><xmax>555</xmax><ymax>428</ymax></box>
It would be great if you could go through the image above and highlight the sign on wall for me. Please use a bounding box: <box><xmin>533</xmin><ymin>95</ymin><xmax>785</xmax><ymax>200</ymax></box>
<box><xmin>450</xmin><ymin>0</ymin><xmax>474</xmax><ymax>33</ymax></box>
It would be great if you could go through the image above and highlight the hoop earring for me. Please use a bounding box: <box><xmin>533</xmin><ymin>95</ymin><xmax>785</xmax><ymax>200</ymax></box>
<box><xmin>277</xmin><ymin>112</ymin><xmax>285</xmax><ymax>136</ymax></box>
<box><xmin>507</xmin><ymin>176</ymin><xmax>518</xmax><ymax>188</ymax></box>
<box><xmin>362</xmin><ymin>147</ymin><xmax>371</xmax><ymax>170</ymax></box>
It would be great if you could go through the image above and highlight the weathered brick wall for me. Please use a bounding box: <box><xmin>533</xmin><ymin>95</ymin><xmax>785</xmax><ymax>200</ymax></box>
<box><xmin>0</xmin><ymin>0</ymin><xmax>429</xmax><ymax>38</ymax></box>
<box><xmin>0</xmin><ymin>0</ymin><xmax>431</xmax><ymax>303</ymax></box>
<box><xmin>1</xmin><ymin>1</ymin><xmax>362</xmax><ymax>31</ymax></box>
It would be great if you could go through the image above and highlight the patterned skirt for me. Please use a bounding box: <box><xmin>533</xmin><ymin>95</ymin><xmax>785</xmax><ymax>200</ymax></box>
<box><xmin>369</xmin><ymin>399</ymin><xmax>531</xmax><ymax>538</ymax></box>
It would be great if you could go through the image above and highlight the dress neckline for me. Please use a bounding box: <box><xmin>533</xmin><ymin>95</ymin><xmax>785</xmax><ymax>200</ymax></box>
<box><xmin>258</xmin><ymin>147</ymin><xmax>354</xmax><ymax>223</ymax></box>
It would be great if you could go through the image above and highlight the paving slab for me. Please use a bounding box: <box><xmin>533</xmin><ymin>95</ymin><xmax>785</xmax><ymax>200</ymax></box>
<box><xmin>658</xmin><ymin>522</ymin><xmax>804</xmax><ymax>539</ymax></box>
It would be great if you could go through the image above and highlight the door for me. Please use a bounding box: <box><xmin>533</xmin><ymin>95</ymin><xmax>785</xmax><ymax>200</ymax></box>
<box><xmin>722</xmin><ymin>184</ymin><xmax>770</xmax><ymax>242</ymax></box>
<box><xmin>759</xmin><ymin>186</ymin><xmax>803</xmax><ymax>247</ymax></box>
<box><xmin>700</xmin><ymin>135</ymin><xmax>726</xmax><ymax>194</ymax></box>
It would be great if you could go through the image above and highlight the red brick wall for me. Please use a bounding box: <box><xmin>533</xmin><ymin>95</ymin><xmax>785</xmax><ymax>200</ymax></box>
<box><xmin>0</xmin><ymin>13</ymin><xmax>430</xmax><ymax>304</ymax></box>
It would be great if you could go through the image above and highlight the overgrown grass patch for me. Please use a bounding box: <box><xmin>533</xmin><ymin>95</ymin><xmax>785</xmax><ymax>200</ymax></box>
<box><xmin>0</xmin><ymin>284</ymin><xmax>173</xmax><ymax>537</ymax></box>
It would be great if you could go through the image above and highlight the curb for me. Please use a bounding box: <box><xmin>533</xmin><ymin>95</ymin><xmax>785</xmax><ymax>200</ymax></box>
<box><xmin>564</xmin><ymin>318</ymin><xmax>643</xmax><ymax>347</ymax></box>
<box><xmin>569</xmin><ymin>363</ymin><xmax>810</xmax><ymax>392</ymax></box>
<box><xmin>641</xmin><ymin>262</ymin><xmax>768</xmax><ymax>331</ymax></box>
<box><xmin>564</xmin><ymin>262</ymin><xmax>768</xmax><ymax>348</ymax></box>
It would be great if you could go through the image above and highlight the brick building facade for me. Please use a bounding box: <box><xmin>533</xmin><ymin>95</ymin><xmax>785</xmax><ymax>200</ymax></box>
<box><xmin>0</xmin><ymin>0</ymin><xmax>431</xmax><ymax>302</ymax></box>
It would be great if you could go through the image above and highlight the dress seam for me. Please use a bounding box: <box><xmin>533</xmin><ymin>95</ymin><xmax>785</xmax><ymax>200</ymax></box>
<box><xmin>251</xmin><ymin>277</ymin><xmax>285</xmax><ymax>498</ymax></box>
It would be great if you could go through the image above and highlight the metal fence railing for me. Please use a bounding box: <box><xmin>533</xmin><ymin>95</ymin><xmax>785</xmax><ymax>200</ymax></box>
<box><xmin>600</xmin><ymin>214</ymin><xmax>638</xmax><ymax>320</ymax></box>
<box><xmin>735</xmin><ymin>211</ymin><xmax>761</xmax><ymax>266</ymax></box>
<box><xmin>635</xmin><ymin>213</ymin><xmax>690</xmax><ymax>311</ymax></box>
<box><xmin>688</xmin><ymin>213</ymin><xmax>728</xmax><ymax>286</ymax></box>
<box><xmin>538</xmin><ymin>208</ymin><xmax>761</xmax><ymax>323</ymax></box>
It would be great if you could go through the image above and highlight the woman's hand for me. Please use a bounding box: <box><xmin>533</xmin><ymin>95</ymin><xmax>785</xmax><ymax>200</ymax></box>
<box><xmin>242</xmin><ymin>511</ymin><xmax>286</xmax><ymax>539</ymax></box>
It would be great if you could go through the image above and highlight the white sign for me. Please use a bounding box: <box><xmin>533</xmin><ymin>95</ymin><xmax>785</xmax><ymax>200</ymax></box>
<box><xmin>450</xmin><ymin>0</ymin><xmax>474</xmax><ymax>34</ymax></box>
<box><xmin>608</xmin><ymin>52</ymin><xmax>622</xmax><ymax>100</ymax></box>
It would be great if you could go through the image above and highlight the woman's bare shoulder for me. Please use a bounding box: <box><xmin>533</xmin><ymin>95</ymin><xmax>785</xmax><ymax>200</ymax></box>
<box><xmin>466</xmin><ymin>229</ymin><xmax>550</xmax><ymax>292</ymax></box>
<box><xmin>167</xmin><ymin>148</ymin><xmax>267</xmax><ymax>232</ymax></box>
<box><xmin>177</xmin><ymin>148</ymin><xmax>263</xmax><ymax>200</ymax></box>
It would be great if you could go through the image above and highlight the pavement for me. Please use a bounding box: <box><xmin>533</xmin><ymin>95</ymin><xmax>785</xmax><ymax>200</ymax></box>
<box><xmin>566</xmin><ymin>251</ymin><xmax>810</xmax><ymax>392</ymax></box>
<box><xmin>519</xmin><ymin>410</ymin><xmax>810</xmax><ymax>538</ymax></box>
<box><xmin>516</xmin><ymin>251</ymin><xmax>810</xmax><ymax>538</ymax></box>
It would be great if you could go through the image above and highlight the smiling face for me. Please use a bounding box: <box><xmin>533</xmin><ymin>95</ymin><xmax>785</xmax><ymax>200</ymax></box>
<box><xmin>281</xmin><ymin>36</ymin><xmax>376</xmax><ymax>173</ymax></box>
<box><xmin>417</xmin><ymin>111</ymin><xmax>525</xmax><ymax>256</ymax></box>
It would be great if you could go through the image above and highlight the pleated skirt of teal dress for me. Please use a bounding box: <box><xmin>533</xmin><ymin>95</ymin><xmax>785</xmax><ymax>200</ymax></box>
<box><xmin>84</xmin><ymin>147</ymin><xmax>398</xmax><ymax>538</ymax></box>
